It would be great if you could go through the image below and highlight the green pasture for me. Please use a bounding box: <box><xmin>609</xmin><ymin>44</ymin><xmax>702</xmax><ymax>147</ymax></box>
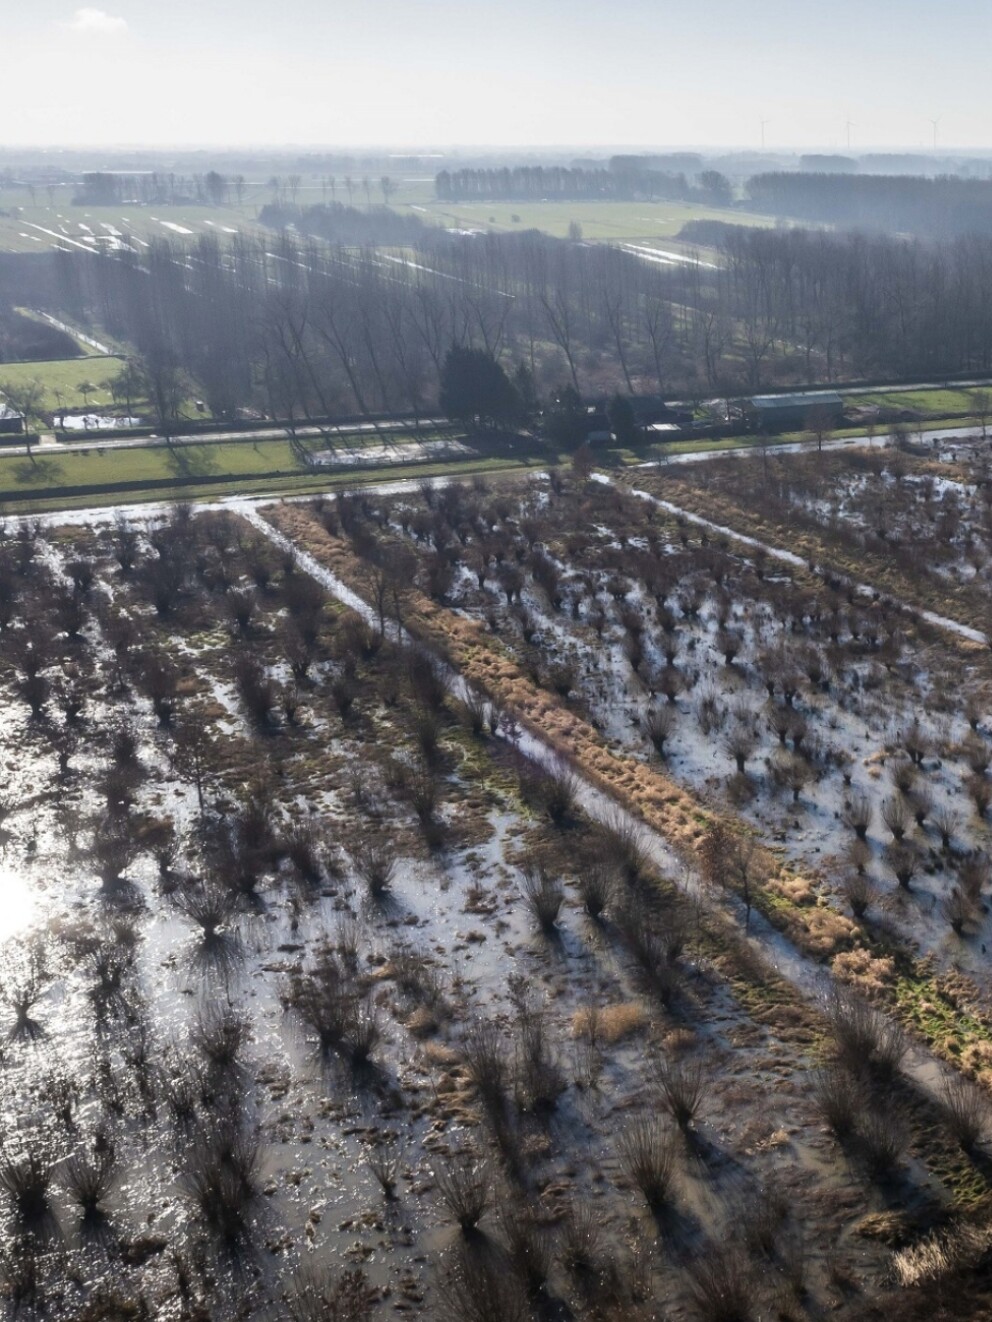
<box><xmin>845</xmin><ymin>387</ymin><xmax>986</xmax><ymax>417</ymax></box>
<box><xmin>0</xmin><ymin>355</ymin><xmax>125</xmax><ymax>412</ymax></box>
<box><xmin>0</xmin><ymin>171</ymin><xmax>772</xmax><ymax>253</ymax></box>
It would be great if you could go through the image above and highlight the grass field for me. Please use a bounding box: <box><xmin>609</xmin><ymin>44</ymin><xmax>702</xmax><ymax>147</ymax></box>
<box><xmin>0</xmin><ymin>355</ymin><xmax>126</xmax><ymax>412</ymax></box>
<box><xmin>0</xmin><ymin>174</ymin><xmax>773</xmax><ymax>253</ymax></box>
<box><xmin>846</xmin><ymin>387</ymin><xmax>985</xmax><ymax>416</ymax></box>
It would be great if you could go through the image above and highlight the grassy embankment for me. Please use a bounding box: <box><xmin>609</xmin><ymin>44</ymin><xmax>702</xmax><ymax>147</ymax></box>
<box><xmin>0</xmin><ymin>430</ymin><xmax>560</xmax><ymax>514</ymax></box>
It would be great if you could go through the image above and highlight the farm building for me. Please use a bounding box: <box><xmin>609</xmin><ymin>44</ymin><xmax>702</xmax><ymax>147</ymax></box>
<box><xmin>747</xmin><ymin>390</ymin><xmax>845</xmax><ymax>433</ymax></box>
<box><xmin>0</xmin><ymin>403</ymin><xmax>24</xmax><ymax>436</ymax></box>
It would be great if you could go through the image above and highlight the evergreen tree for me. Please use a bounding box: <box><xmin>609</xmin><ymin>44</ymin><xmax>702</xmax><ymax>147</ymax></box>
<box><xmin>438</xmin><ymin>347</ymin><xmax>520</xmax><ymax>430</ymax></box>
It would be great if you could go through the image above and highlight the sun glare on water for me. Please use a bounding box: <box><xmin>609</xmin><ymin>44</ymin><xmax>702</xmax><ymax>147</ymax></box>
<box><xmin>0</xmin><ymin>868</ymin><xmax>37</xmax><ymax>943</ymax></box>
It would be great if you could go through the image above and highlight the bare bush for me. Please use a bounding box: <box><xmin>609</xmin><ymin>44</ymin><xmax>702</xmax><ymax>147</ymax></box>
<box><xmin>855</xmin><ymin>1108</ymin><xmax>906</xmax><ymax>1180</ymax></box>
<box><xmin>656</xmin><ymin>1056</ymin><xmax>705</xmax><ymax>1131</ymax></box>
<box><xmin>434</xmin><ymin>1154</ymin><xmax>491</xmax><ymax>1233</ymax></box>
<box><xmin>365</xmin><ymin>1137</ymin><xmax>400</xmax><ymax>1200</ymax></box>
<box><xmin>170</xmin><ymin>876</ymin><xmax>238</xmax><ymax>943</ymax></box>
<box><xmin>192</xmin><ymin>1005</ymin><xmax>251</xmax><ymax>1074</ymax></box>
<box><xmin>644</xmin><ymin>706</ymin><xmax>677</xmax><ymax>758</ymax></box>
<box><xmin>0</xmin><ymin>1142</ymin><xmax>57</xmax><ymax>1222</ymax></box>
<box><xmin>520</xmin><ymin>864</ymin><xmax>564</xmax><ymax>933</ymax></box>
<box><xmin>881</xmin><ymin>795</ymin><xmax>909</xmax><ymax>841</ymax></box>
<box><xmin>577</xmin><ymin>861</ymin><xmax>616</xmax><ymax>920</ymax></box>
<box><xmin>842</xmin><ymin>871</ymin><xmax>878</xmax><ymax>920</ymax></box>
<box><xmin>841</xmin><ymin>792</ymin><xmax>873</xmax><ymax>840</ymax></box>
<box><xmin>462</xmin><ymin>1019</ymin><xmax>508</xmax><ymax>1116</ymax></box>
<box><xmin>811</xmin><ymin>1065</ymin><xmax>864</xmax><ymax>1138</ymax></box>
<box><xmin>940</xmin><ymin>1075</ymin><xmax>990</xmax><ymax>1152</ymax></box>
<box><xmin>685</xmin><ymin>1247</ymin><xmax>757</xmax><ymax>1322</ymax></box>
<box><xmin>61</xmin><ymin>1133</ymin><xmax>116</xmax><ymax>1219</ymax></box>
<box><xmin>182</xmin><ymin>1120</ymin><xmax>262</xmax><ymax>1240</ymax></box>
<box><xmin>353</xmin><ymin>838</ymin><xmax>397</xmax><ymax>898</ymax></box>
<box><xmin>827</xmin><ymin>992</ymin><xmax>906</xmax><ymax>1081</ymax></box>
<box><xmin>884</xmin><ymin>840</ymin><xmax>920</xmax><ymax>889</ymax></box>
<box><xmin>617</xmin><ymin>1118</ymin><xmax>678</xmax><ymax>1210</ymax></box>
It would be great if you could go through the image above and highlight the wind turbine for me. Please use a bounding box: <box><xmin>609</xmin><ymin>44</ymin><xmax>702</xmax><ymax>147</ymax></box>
<box><xmin>930</xmin><ymin>117</ymin><xmax>940</xmax><ymax>151</ymax></box>
<box><xmin>760</xmin><ymin>119</ymin><xmax>770</xmax><ymax>150</ymax></box>
<box><xmin>845</xmin><ymin>121</ymin><xmax>855</xmax><ymax>151</ymax></box>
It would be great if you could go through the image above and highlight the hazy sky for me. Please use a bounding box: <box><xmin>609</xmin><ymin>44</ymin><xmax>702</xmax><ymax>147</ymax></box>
<box><xmin>4</xmin><ymin>0</ymin><xmax>991</xmax><ymax>150</ymax></box>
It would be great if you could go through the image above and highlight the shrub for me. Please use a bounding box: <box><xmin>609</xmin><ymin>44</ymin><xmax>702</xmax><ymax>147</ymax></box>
<box><xmin>940</xmin><ymin>1075</ymin><xmax>990</xmax><ymax>1152</ymax></box>
<box><xmin>434</xmin><ymin>1154</ymin><xmax>491</xmax><ymax>1232</ymax></box>
<box><xmin>842</xmin><ymin>871</ymin><xmax>878</xmax><ymax>920</ymax></box>
<box><xmin>656</xmin><ymin>1056</ymin><xmax>705</xmax><ymax>1131</ymax></box>
<box><xmin>685</xmin><ymin>1247</ymin><xmax>757</xmax><ymax>1322</ymax></box>
<box><xmin>841</xmin><ymin>792</ymin><xmax>873</xmax><ymax>840</ymax></box>
<box><xmin>577</xmin><ymin>861</ymin><xmax>616</xmax><ymax>920</ymax></box>
<box><xmin>352</xmin><ymin>838</ymin><xmax>397</xmax><ymax>898</ymax></box>
<box><xmin>365</xmin><ymin>1137</ymin><xmax>400</xmax><ymax>1200</ymax></box>
<box><xmin>462</xmin><ymin>1019</ymin><xmax>508</xmax><ymax>1115</ymax></box>
<box><xmin>811</xmin><ymin>1065</ymin><xmax>863</xmax><ymax>1137</ymax></box>
<box><xmin>520</xmin><ymin>864</ymin><xmax>564</xmax><ymax>933</ymax></box>
<box><xmin>285</xmin><ymin>1268</ymin><xmax>373</xmax><ymax>1322</ymax></box>
<box><xmin>0</xmin><ymin>1144</ymin><xmax>56</xmax><ymax>1222</ymax></box>
<box><xmin>191</xmin><ymin>1005</ymin><xmax>251</xmax><ymax>1073</ymax></box>
<box><xmin>617</xmin><ymin>1119</ymin><xmax>678</xmax><ymax>1211</ymax></box>
<box><xmin>827</xmin><ymin>992</ymin><xmax>906</xmax><ymax>1081</ymax></box>
<box><xmin>182</xmin><ymin>1120</ymin><xmax>262</xmax><ymax>1240</ymax></box>
<box><xmin>881</xmin><ymin>795</ymin><xmax>909</xmax><ymax>841</ymax></box>
<box><xmin>855</xmin><ymin>1108</ymin><xmax>906</xmax><ymax>1179</ymax></box>
<box><xmin>644</xmin><ymin>706</ymin><xmax>677</xmax><ymax>757</ymax></box>
<box><xmin>61</xmin><ymin>1133</ymin><xmax>116</xmax><ymax>1218</ymax></box>
<box><xmin>170</xmin><ymin>877</ymin><xmax>238</xmax><ymax>943</ymax></box>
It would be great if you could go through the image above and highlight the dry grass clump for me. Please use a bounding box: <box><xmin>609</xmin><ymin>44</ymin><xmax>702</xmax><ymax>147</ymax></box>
<box><xmin>572</xmin><ymin>1001</ymin><xmax>646</xmax><ymax>1044</ymax></box>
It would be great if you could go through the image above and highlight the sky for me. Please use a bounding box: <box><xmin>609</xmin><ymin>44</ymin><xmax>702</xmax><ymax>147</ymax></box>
<box><xmin>3</xmin><ymin>0</ymin><xmax>992</xmax><ymax>151</ymax></box>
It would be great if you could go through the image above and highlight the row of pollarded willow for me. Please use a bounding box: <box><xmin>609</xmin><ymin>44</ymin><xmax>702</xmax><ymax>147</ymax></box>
<box><xmin>638</xmin><ymin>445</ymin><xmax>992</xmax><ymax>643</ymax></box>
<box><xmin>260</xmin><ymin>480</ymin><xmax>992</xmax><ymax>1090</ymax></box>
<box><xmin>0</xmin><ymin>503</ymin><xmax>953</xmax><ymax>1318</ymax></box>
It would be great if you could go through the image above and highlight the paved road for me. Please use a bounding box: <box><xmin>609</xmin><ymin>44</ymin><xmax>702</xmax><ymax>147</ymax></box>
<box><xmin>20</xmin><ymin>416</ymin><xmax>451</xmax><ymax>459</ymax></box>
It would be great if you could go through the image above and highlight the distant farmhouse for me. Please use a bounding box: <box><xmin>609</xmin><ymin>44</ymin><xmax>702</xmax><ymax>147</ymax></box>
<box><xmin>747</xmin><ymin>390</ymin><xmax>845</xmax><ymax>433</ymax></box>
<box><xmin>0</xmin><ymin>402</ymin><xmax>24</xmax><ymax>436</ymax></box>
<box><xmin>585</xmin><ymin>394</ymin><xmax>693</xmax><ymax>443</ymax></box>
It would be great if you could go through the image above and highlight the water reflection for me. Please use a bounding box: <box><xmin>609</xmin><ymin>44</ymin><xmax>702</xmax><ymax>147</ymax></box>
<box><xmin>0</xmin><ymin>866</ymin><xmax>38</xmax><ymax>942</ymax></box>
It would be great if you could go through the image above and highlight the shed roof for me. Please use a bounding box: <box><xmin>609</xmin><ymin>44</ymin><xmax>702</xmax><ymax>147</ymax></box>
<box><xmin>0</xmin><ymin>403</ymin><xmax>24</xmax><ymax>422</ymax></box>
<box><xmin>750</xmin><ymin>391</ymin><xmax>844</xmax><ymax>411</ymax></box>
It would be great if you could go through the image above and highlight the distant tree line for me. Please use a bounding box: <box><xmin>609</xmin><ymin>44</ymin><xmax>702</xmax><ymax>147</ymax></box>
<box><xmin>436</xmin><ymin>166</ymin><xmax>732</xmax><ymax>206</ymax></box>
<box><xmin>24</xmin><ymin>213</ymin><xmax>992</xmax><ymax>431</ymax></box>
<box><xmin>746</xmin><ymin>171</ymin><xmax>992</xmax><ymax>238</ymax></box>
<box><xmin>259</xmin><ymin>202</ymin><xmax>427</xmax><ymax>247</ymax></box>
<box><xmin>73</xmin><ymin>170</ymin><xmax>238</xmax><ymax>208</ymax></box>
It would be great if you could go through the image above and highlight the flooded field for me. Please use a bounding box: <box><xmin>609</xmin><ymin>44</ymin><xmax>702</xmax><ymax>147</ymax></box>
<box><xmin>0</xmin><ymin>486</ymin><xmax>988</xmax><ymax>1319</ymax></box>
